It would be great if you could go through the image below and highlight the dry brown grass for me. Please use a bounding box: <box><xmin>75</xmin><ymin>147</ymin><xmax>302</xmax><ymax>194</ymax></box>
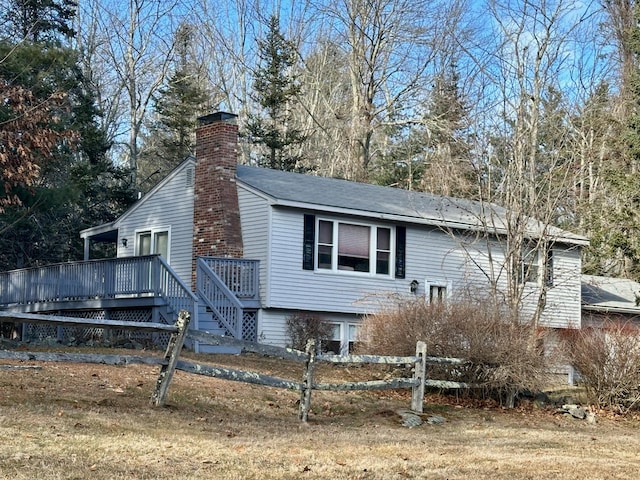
<box><xmin>1</xmin><ymin>350</ymin><xmax>640</xmax><ymax>479</ymax></box>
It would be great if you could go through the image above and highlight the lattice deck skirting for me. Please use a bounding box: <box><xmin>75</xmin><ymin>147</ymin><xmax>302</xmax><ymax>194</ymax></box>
<box><xmin>22</xmin><ymin>309</ymin><xmax>171</xmax><ymax>348</ymax></box>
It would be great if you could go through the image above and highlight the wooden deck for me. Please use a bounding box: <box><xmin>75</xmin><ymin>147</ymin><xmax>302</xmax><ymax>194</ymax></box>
<box><xmin>0</xmin><ymin>255</ymin><xmax>260</xmax><ymax>344</ymax></box>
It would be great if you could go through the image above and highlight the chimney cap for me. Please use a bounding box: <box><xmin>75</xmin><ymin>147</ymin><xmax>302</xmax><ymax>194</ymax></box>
<box><xmin>198</xmin><ymin>111</ymin><xmax>238</xmax><ymax>126</ymax></box>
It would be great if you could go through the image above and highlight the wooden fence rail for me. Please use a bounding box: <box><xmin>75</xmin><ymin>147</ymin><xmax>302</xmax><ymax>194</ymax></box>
<box><xmin>0</xmin><ymin>309</ymin><xmax>191</xmax><ymax>407</ymax></box>
<box><xmin>182</xmin><ymin>331</ymin><xmax>456</xmax><ymax>422</ymax></box>
<box><xmin>0</xmin><ymin>311</ymin><xmax>468</xmax><ymax>421</ymax></box>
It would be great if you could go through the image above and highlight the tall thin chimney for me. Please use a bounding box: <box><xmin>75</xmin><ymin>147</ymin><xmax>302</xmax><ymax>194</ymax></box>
<box><xmin>192</xmin><ymin>112</ymin><xmax>244</xmax><ymax>262</ymax></box>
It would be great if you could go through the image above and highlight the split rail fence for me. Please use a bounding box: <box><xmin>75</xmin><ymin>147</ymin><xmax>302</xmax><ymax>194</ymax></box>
<box><xmin>0</xmin><ymin>310</ymin><xmax>468</xmax><ymax>421</ymax></box>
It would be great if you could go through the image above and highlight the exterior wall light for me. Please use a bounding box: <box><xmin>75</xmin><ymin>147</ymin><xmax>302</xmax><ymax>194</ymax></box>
<box><xmin>121</xmin><ymin>238</ymin><xmax>128</xmax><ymax>247</ymax></box>
<box><xmin>410</xmin><ymin>279</ymin><xmax>419</xmax><ymax>294</ymax></box>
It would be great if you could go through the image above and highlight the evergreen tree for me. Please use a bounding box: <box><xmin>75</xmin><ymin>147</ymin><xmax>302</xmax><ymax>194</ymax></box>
<box><xmin>245</xmin><ymin>15</ymin><xmax>305</xmax><ymax>171</ymax></box>
<box><xmin>376</xmin><ymin>64</ymin><xmax>474</xmax><ymax>197</ymax></box>
<box><xmin>137</xmin><ymin>23</ymin><xmax>210</xmax><ymax>191</ymax></box>
<box><xmin>577</xmin><ymin>3</ymin><xmax>640</xmax><ymax>279</ymax></box>
<box><xmin>0</xmin><ymin>4</ymin><xmax>135</xmax><ymax>269</ymax></box>
<box><xmin>1</xmin><ymin>0</ymin><xmax>77</xmax><ymax>43</ymax></box>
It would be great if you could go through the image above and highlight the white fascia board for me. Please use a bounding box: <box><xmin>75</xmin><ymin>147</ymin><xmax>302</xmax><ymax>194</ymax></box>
<box><xmin>80</xmin><ymin>221</ymin><xmax>117</xmax><ymax>239</ymax></box>
<box><xmin>270</xmin><ymin>199</ymin><xmax>589</xmax><ymax>247</ymax></box>
<box><xmin>581</xmin><ymin>304</ymin><xmax>640</xmax><ymax>315</ymax></box>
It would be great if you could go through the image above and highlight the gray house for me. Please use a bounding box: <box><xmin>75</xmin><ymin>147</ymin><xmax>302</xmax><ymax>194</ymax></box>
<box><xmin>78</xmin><ymin>112</ymin><xmax>587</xmax><ymax>353</ymax></box>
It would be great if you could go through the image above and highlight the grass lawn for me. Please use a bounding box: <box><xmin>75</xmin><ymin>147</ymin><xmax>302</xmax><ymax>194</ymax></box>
<box><xmin>1</xmin><ymin>351</ymin><xmax>639</xmax><ymax>479</ymax></box>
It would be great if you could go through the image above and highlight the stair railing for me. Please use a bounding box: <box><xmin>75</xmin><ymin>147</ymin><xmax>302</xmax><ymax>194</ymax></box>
<box><xmin>196</xmin><ymin>258</ymin><xmax>243</xmax><ymax>339</ymax></box>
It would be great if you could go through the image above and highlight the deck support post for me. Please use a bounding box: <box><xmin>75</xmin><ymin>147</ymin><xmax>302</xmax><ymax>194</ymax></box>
<box><xmin>151</xmin><ymin>310</ymin><xmax>191</xmax><ymax>407</ymax></box>
<box><xmin>411</xmin><ymin>341</ymin><xmax>427</xmax><ymax>413</ymax></box>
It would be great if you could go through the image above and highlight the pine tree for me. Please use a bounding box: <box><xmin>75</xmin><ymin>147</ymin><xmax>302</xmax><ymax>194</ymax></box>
<box><xmin>376</xmin><ymin>64</ymin><xmax>473</xmax><ymax>197</ymax></box>
<box><xmin>245</xmin><ymin>15</ymin><xmax>305</xmax><ymax>171</ymax></box>
<box><xmin>1</xmin><ymin>0</ymin><xmax>77</xmax><ymax>43</ymax></box>
<box><xmin>0</xmin><ymin>4</ymin><xmax>135</xmax><ymax>268</ymax></box>
<box><xmin>138</xmin><ymin>23</ymin><xmax>210</xmax><ymax>190</ymax></box>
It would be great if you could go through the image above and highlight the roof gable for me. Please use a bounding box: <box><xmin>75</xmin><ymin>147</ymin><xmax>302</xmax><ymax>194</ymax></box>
<box><xmin>80</xmin><ymin>157</ymin><xmax>195</xmax><ymax>239</ymax></box>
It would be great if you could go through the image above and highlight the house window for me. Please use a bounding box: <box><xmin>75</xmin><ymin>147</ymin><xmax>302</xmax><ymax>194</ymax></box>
<box><xmin>323</xmin><ymin>322</ymin><xmax>359</xmax><ymax>355</ymax></box>
<box><xmin>430</xmin><ymin>285</ymin><xmax>447</xmax><ymax>303</ymax></box>
<box><xmin>425</xmin><ymin>280</ymin><xmax>452</xmax><ymax>304</ymax></box>
<box><xmin>303</xmin><ymin>215</ymin><xmax>405</xmax><ymax>278</ymax></box>
<box><xmin>521</xmin><ymin>247</ymin><xmax>539</xmax><ymax>284</ymax></box>
<box><xmin>544</xmin><ymin>249</ymin><xmax>553</xmax><ymax>286</ymax></box>
<box><xmin>315</xmin><ymin>219</ymin><xmax>392</xmax><ymax>275</ymax></box>
<box><xmin>520</xmin><ymin>246</ymin><xmax>553</xmax><ymax>286</ymax></box>
<box><xmin>347</xmin><ymin>323</ymin><xmax>359</xmax><ymax>353</ymax></box>
<box><xmin>136</xmin><ymin>229</ymin><xmax>169</xmax><ymax>260</ymax></box>
<box><xmin>324</xmin><ymin>323</ymin><xmax>342</xmax><ymax>354</ymax></box>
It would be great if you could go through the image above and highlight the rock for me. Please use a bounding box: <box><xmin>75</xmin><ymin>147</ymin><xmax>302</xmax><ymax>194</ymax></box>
<box><xmin>563</xmin><ymin>404</ymin><xmax>587</xmax><ymax>419</ymax></box>
<box><xmin>426</xmin><ymin>415</ymin><xmax>446</xmax><ymax>425</ymax></box>
<box><xmin>396</xmin><ymin>409</ymin><xmax>423</xmax><ymax>428</ymax></box>
<box><xmin>586</xmin><ymin>412</ymin><xmax>597</xmax><ymax>424</ymax></box>
<box><xmin>555</xmin><ymin>404</ymin><xmax>588</xmax><ymax>420</ymax></box>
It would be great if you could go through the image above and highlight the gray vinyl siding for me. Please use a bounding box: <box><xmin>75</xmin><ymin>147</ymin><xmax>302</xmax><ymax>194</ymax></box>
<box><xmin>262</xmin><ymin>207</ymin><xmax>582</xmax><ymax>329</ymax></box>
<box><xmin>237</xmin><ymin>186</ymin><xmax>270</xmax><ymax>302</ymax></box>
<box><xmin>536</xmin><ymin>246</ymin><xmax>582</xmax><ymax>329</ymax></box>
<box><xmin>267</xmin><ymin>208</ymin><xmax>406</xmax><ymax>313</ymax></box>
<box><xmin>266</xmin><ymin>208</ymin><xmax>473</xmax><ymax>313</ymax></box>
<box><xmin>258</xmin><ymin>308</ymin><xmax>361</xmax><ymax>347</ymax></box>
<box><xmin>258</xmin><ymin>309</ymin><xmax>287</xmax><ymax>347</ymax></box>
<box><xmin>115</xmin><ymin>163</ymin><xmax>195</xmax><ymax>283</ymax></box>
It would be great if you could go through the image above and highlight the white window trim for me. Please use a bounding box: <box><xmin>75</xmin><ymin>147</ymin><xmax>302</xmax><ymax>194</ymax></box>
<box><xmin>521</xmin><ymin>246</ymin><xmax>553</xmax><ymax>287</ymax></box>
<box><xmin>326</xmin><ymin>321</ymin><xmax>360</xmax><ymax>355</ymax></box>
<box><xmin>315</xmin><ymin>217</ymin><xmax>395</xmax><ymax>277</ymax></box>
<box><xmin>424</xmin><ymin>279</ymin><xmax>453</xmax><ymax>304</ymax></box>
<box><xmin>135</xmin><ymin>226</ymin><xmax>171</xmax><ymax>262</ymax></box>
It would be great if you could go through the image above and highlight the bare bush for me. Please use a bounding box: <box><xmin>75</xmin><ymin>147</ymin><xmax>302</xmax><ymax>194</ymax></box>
<box><xmin>285</xmin><ymin>312</ymin><xmax>333</xmax><ymax>352</ymax></box>
<box><xmin>561</xmin><ymin>320</ymin><xmax>640</xmax><ymax>413</ymax></box>
<box><xmin>357</xmin><ymin>297</ymin><xmax>551</xmax><ymax>406</ymax></box>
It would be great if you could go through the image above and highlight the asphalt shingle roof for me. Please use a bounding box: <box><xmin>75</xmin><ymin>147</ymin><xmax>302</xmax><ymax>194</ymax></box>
<box><xmin>582</xmin><ymin>275</ymin><xmax>640</xmax><ymax>314</ymax></box>
<box><xmin>236</xmin><ymin>165</ymin><xmax>588</xmax><ymax>245</ymax></box>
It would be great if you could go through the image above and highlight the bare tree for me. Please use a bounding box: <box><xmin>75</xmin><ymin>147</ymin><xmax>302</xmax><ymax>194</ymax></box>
<box><xmin>76</xmin><ymin>0</ymin><xmax>183</xmax><ymax>183</ymax></box>
<box><xmin>458</xmin><ymin>0</ymin><xmax>602</xmax><ymax>328</ymax></box>
<box><xmin>304</xmin><ymin>0</ymin><xmax>466</xmax><ymax>181</ymax></box>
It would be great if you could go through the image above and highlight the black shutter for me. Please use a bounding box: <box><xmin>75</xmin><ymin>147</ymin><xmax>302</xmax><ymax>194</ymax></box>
<box><xmin>303</xmin><ymin>214</ymin><xmax>315</xmax><ymax>270</ymax></box>
<box><xmin>395</xmin><ymin>226</ymin><xmax>406</xmax><ymax>278</ymax></box>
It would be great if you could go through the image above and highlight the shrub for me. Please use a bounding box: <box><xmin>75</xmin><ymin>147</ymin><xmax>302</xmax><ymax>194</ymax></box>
<box><xmin>285</xmin><ymin>312</ymin><xmax>333</xmax><ymax>352</ymax></box>
<box><xmin>561</xmin><ymin>320</ymin><xmax>640</xmax><ymax>413</ymax></box>
<box><xmin>356</xmin><ymin>296</ymin><xmax>550</xmax><ymax>406</ymax></box>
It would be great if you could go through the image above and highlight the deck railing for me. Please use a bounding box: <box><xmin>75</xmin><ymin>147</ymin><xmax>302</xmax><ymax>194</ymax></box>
<box><xmin>0</xmin><ymin>255</ymin><xmax>197</xmax><ymax>321</ymax></box>
<box><xmin>199</xmin><ymin>257</ymin><xmax>259</xmax><ymax>300</ymax></box>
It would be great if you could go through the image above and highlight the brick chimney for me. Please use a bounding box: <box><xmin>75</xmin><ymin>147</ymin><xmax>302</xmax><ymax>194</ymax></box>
<box><xmin>192</xmin><ymin>112</ymin><xmax>244</xmax><ymax>262</ymax></box>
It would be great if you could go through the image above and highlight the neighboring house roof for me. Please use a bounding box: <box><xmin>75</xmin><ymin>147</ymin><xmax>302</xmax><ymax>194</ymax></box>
<box><xmin>236</xmin><ymin>165</ymin><xmax>589</xmax><ymax>246</ymax></box>
<box><xmin>582</xmin><ymin>274</ymin><xmax>640</xmax><ymax>315</ymax></box>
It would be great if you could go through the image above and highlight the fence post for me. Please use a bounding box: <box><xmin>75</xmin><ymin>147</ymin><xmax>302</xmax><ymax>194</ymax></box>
<box><xmin>151</xmin><ymin>310</ymin><xmax>190</xmax><ymax>407</ymax></box>
<box><xmin>411</xmin><ymin>341</ymin><xmax>427</xmax><ymax>413</ymax></box>
<box><xmin>299</xmin><ymin>339</ymin><xmax>316</xmax><ymax>422</ymax></box>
